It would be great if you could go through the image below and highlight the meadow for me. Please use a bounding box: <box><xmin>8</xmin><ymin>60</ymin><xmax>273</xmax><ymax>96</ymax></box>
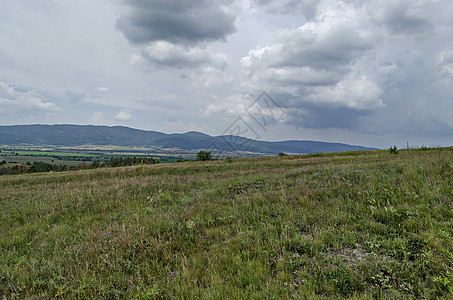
<box><xmin>0</xmin><ymin>148</ymin><xmax>452</xmax><ymax>299</ymax></box>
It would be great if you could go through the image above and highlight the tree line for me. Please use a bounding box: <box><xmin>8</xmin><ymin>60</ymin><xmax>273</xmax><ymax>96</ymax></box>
<box><xmin>0</xmin><ymin>157</ymin><xmax>158</xmax><ymax>176</ymax></box>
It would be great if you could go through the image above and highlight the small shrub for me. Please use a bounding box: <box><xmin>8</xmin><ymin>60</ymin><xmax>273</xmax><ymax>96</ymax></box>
<box><xmin>389</xmin><ymin>145</ymin><xmax>398</xmax><ymax>154</ymax></box>
<box><xmin>278</xmin><ymin>152</ymin><xmax>288</xmax><ymax>157</ymax></box>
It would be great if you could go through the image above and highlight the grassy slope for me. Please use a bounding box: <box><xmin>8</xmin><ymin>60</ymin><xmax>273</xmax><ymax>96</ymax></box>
<box><xmin>0</xmin><ymin>148</ymin><xmax>452</xmax><ymax>299</ymax></box>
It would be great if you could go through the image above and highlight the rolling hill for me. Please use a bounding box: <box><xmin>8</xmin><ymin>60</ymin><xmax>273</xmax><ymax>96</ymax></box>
<box><xmin>0</xmin><ymin>124</ymin><xmax>376</xmax><ymax>154</ymax></box>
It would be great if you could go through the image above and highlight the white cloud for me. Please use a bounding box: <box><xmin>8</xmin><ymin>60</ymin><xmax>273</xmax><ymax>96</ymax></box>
<box><xmin>114</xmin><ymin>109</ymin><xmax>132</xmax><ymax>121</ymax></box>
<box><xmin>438</xmin><ymin>50</ymin><xmax>453</xmax><ymax>80</ymax></box>
<box><xmin>132</xmin><ymin>41</ymin><xmax>229</xmax><ymax>70</ymax></box>
<box><xmin>88</xmin><ymin>112</ymin><xmax>107</xmax><ymax>125</ymax></box>
<box><xmin>308</xmin><ymin>75</ymin><xmax>384</xmax><ymax>110</ymax></box>
<box><xmin>203</xmin><ymin>94</ymin><xmax>252</xmax><ymax>116</ymax></box>
<box><xmin>95</xmin><ymin>87</ymin><xmax>110</xmax><ymax>93</ymax></box>
<box><xmin>0</xmin><ymin>82</ymin><xmax>61</xmax><ymax>116</ymax></box>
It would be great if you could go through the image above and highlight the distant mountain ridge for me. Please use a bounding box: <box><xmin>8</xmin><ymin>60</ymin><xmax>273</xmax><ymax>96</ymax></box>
<box><xmin>0</xmin><ymin>124</ymin><xmax>376</xmax><ymax>154</ymax></box>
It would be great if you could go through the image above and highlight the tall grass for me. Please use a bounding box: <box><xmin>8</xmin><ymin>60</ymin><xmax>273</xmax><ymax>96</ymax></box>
<box><xmin>0</xmin><ymin>148</ymin><xmax>452</xmax><ymax>299</ymax></box>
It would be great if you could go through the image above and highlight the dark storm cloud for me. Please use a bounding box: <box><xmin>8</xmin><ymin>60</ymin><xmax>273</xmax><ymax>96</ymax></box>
<box><xmin>255</xmin><ymin>91</ymin><xmax>376</xmax><ymax>130</ymax></box>
<box><xmin>117</xmin><ymin>0</ymin><xmax>236</xmax><ymax>46</ymax></box>
<box><xmin>285</xmin><ymin>104</ymin><xmax>369</xmax><ymax>129</ymax></box>
<box><xmin>117</xmin><ymin>0</ymin><xmax>235</xmax><ymax>69</ymax></box>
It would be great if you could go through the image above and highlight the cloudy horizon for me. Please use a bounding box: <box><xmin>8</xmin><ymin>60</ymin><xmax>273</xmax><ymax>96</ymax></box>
<box><xmin>1</xmin><ymin>0</ymin><xmax>452</xmax><ymax>149</ymax></box>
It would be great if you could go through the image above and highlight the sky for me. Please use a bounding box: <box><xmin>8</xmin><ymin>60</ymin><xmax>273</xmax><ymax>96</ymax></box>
<box><xmin>0</xmin><ymin>0</ymin><xmax>452</xmax><ymax>149</ymax></box>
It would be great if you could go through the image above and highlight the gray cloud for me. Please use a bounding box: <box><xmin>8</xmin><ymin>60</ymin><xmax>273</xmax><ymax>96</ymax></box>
<box><xmin>241</xmin><ymin>7</ymin><xmax>374</xmax><ymax>80</ymax></box>
<box><xmin>274</xmin><ymin>26</ymin><xmax>372</xmax><ymax>72</ymax></box>
<box><xmin>285</xmin><ymin>104</ymin><xmax>370</xmax><ymax>129</ymax></box>
<box><xmin>240</xmin><ymin>0</ymin><xmax>453</xmax><ymax>135</ymax></box>
<box><xmin>252</xmin><ymin>0</ymin><xmax>318</xmax><ymax>19</ymax></box>
<box><xmin>367</xmin><ymin>0</ymin><xmax>433</xmax><ymax>35</ymax></box>
<box><xmin>241</xmin><ymin>4</ymin><xmax>382</xmax><ymax>129</ymax></box>
<box><xmin>64</xmin><ymin>90</ymin><xmax>86</xmax><ymax>103</ymax></box>
<box><xmin>117</xmin><ymin>0</ymin><xmax>236</xmax><ymax>69</ymax></box>
<box><xmin>117</xmin><ymin>0</ymin><xmax>236</xmax><ymax>46</ymax></box>
<box><xmin>64</xmin><ymin>87</ymin><xmax>112</xmax><ymax>104</ymax></box>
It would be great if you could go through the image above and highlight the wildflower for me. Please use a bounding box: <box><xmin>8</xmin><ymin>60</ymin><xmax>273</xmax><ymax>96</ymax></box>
<box><xmin>167</xmin><ymin>270</ymin><xmax>179</xmax><ymax>280</ymax></box>
<box><xmin>55</xmin><ymin>286</ymin><xmax>64</xmax><ymax>297</ymax></box>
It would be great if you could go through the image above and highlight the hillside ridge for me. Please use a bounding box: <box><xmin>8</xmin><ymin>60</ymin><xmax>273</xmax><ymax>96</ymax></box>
<box><xmin>0</xmin><ymin>124</ymin><xmax>376</xmax><ymax>154</ymax></box>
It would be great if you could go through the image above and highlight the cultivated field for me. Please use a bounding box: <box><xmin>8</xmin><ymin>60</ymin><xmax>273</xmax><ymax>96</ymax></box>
<box><xmin>0</xmin><ymin>146</ymin><xmax>195</xmax><ymax>167</ymax></box>
<box><xmin>0</xmin><ymin>148</ymin><xmax>452</xmax><ymax>299</ymax></box>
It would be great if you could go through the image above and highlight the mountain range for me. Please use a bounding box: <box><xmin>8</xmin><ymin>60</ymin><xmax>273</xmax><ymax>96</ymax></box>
<box><xmin>0</xmin><ymin>124</ymin><xmax>376</xmax><ymax>154</ymax></box>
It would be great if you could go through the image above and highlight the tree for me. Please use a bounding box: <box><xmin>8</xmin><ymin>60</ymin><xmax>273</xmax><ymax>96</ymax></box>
<box><xmin>196</xmin><ymin>150</ymin><xmax>212</xmax><ymax>161</ymax></box>
<box><xmin>91</xmin><ymin>160</ymin><xmax>101</xmax><ymax>169</ymax></box>
<box><xmin>27</xmin><ymin>161</ymin><xmax>54</xmax><ymax>173</ymax></box>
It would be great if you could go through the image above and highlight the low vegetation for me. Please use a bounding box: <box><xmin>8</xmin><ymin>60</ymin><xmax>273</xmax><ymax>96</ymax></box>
<box><xmin>0</xmin><ymin>147</ymin><xmax>452</xmax><ymax>299</ymax></box>
<box><xmin>0</xmin><ymin>157</ymin><xmax>159</xmax><ymax>176</ymax></box>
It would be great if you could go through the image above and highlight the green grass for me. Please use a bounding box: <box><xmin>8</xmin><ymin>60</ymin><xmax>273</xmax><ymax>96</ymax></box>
<box><xmin>0</xmin><ymin>148</ymin><xmax>452</xmax><ymax>299</ymax></box>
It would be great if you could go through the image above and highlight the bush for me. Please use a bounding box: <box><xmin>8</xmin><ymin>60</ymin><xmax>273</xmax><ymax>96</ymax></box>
<box><xmin>196</xmin><ymin>151</ymin><xmax>212</xmax><ymax>161</ymax></box>
<box><xmin>278</xmin><ymin>152</ymin><xmax>288</xmax><ymax>156</ymax></box>
<box><xmin>389</xmin><ymin>145</ymin><xmax>398</xmax><ymax>154</ymax></box>
<box><xmin>91</xmin><ymin>160</ymin><xmax>101</xmax><ymax>168</ymax></box>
